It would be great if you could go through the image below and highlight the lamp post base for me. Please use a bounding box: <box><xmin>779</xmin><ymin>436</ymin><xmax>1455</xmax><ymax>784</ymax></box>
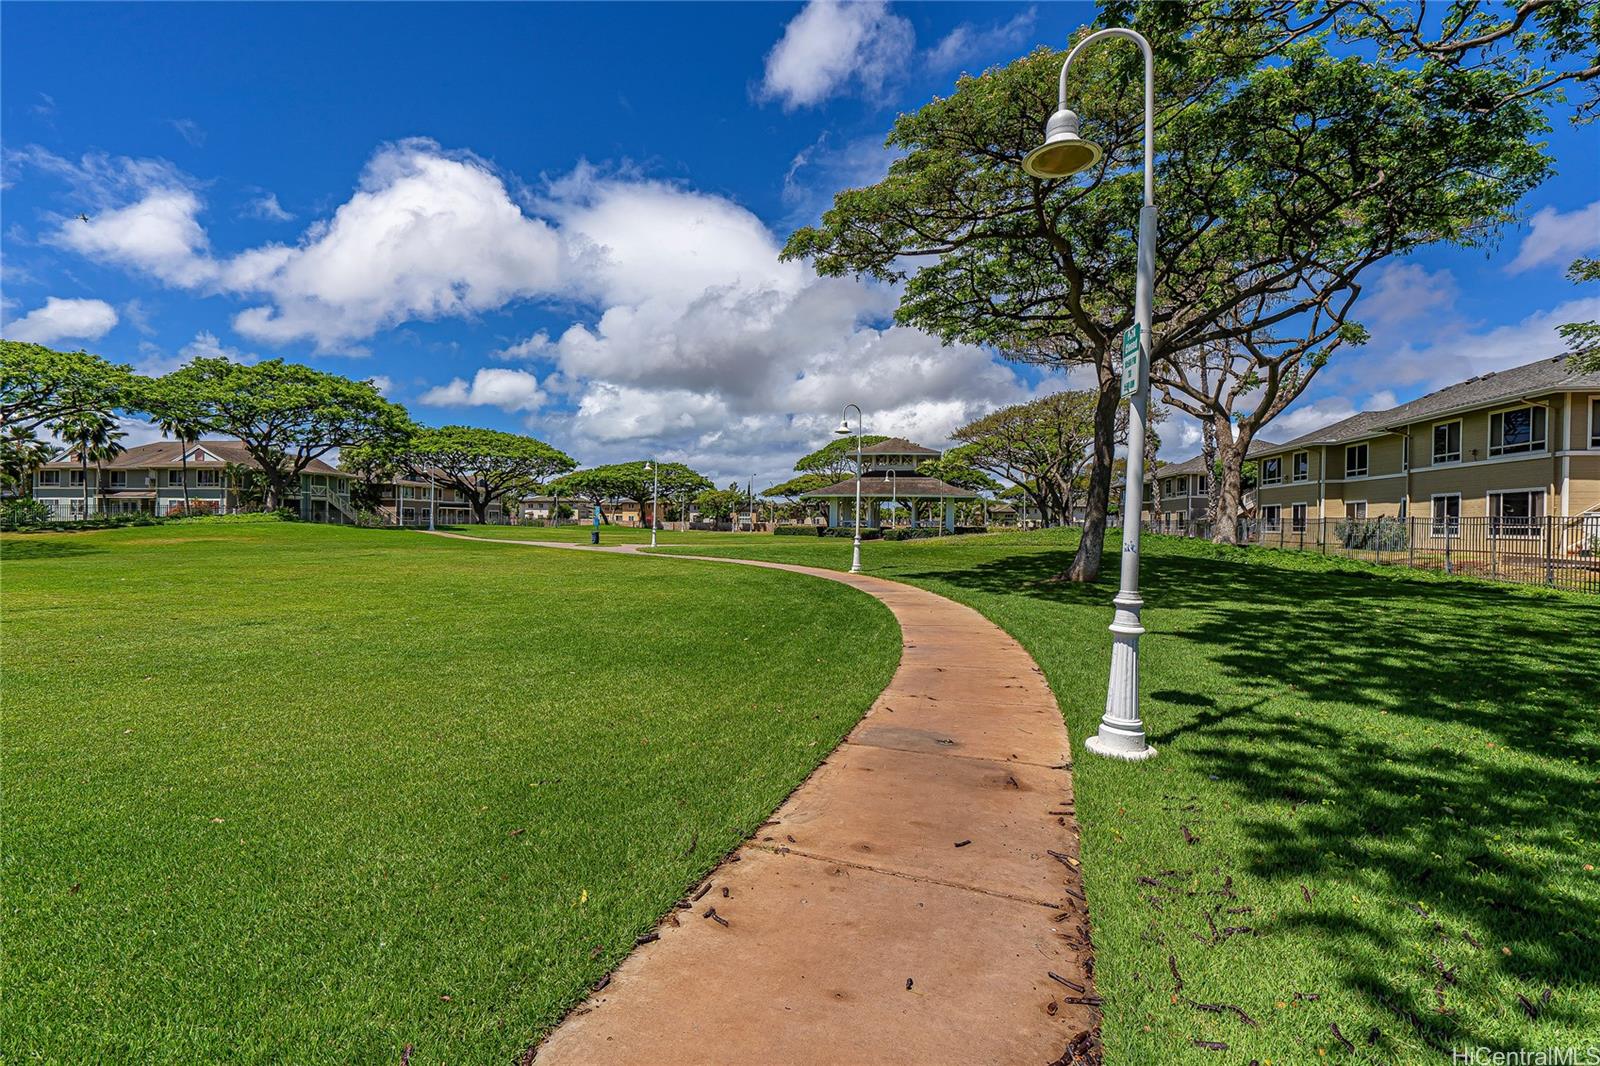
<box><xmin>1087</xmin><ymin>590</ymin><xmax>1155</xmax><ymax>761</ymax></box>
<box><xmin>1084</xmin><ymin>731</ymin><xmax>1157</xmax><ymax>761</ymax></box>
<box><xmin>850</xmin><ymin>536</ymin><xmax>862</xmax><ymax>573</ymax></box>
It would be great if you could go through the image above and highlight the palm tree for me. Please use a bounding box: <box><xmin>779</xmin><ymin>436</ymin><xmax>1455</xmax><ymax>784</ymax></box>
<box><xmin>57</xmin><ymin>415</ymin><xmax>125</xmax><ymax>520</ymax></box>
<box><xmin>155</xmin><ymin>414</ymin><xmax>201</xmax><ymax>515</ymax></box>
<box><xmin>0</xmin><ymin>427</ymin><xmax>53</xmax><ymax>497</ymax></box>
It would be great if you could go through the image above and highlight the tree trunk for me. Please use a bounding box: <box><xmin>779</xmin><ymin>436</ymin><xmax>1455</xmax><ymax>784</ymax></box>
<box><xmin>1211</xmin><ymin>423</ymin><xmax>1249</xmax><ymax>544</ymax></box>
<box><xmin>81</xmin><ymin>453</ymin><xmax>90</xmax><ymax>519</ymax></box>
<box><xmin>1056</xmin><ymin>378</ymin><xmax>1120</xmax><ymax>582</ymax></box>
<box><xmin>180</xmin><ymin>446</ymin><xmax>191</xmax><ymax>515</ymax></box>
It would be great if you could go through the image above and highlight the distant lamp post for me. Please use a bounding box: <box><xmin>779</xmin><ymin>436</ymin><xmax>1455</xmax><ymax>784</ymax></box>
<box><xmin>644</xmin><ymin>460</ymin><xmax>659</xmax><ymax>548</ymax></box>
<box><xmin>835</xmin><ymin>404</ymin><xmax>864</xmax><ymax>573</ymax></box>
<box><xmin>427</xmin><ymin>468</ymin><xmax>436</xmax><ymax>531</ymax></box>
<box><xmin>1024</xmin><ymin>26</ymin><xmax>1157</xmax><ymax>762</ymax></box>
<box><xmin>889</xmin><ymin>468</ymin><xmax>897</xmax><ymax>527</ymax></box>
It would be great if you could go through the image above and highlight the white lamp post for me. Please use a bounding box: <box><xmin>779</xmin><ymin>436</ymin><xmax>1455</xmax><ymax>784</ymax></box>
<box><xmin>645</xmin><ymin>460</ymin><xmax>659</xmax><ymax>548</ymax></box>
<box><xmin>1024</xmin><ymin>26</ymin><xmax>1157</xmax><ymax>762</ymax></box>
<box><xmin>428</xmin><ymin>469</ymin><xmax>436</xmax><ymax>531</ymax></box>
<box><xmin>835</xmin><ymin>404</ymin><xmax>864</xmax><ymax>573</ymax></box>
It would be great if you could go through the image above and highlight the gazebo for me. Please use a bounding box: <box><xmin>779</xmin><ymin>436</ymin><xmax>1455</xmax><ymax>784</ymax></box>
<box><xmin>802</xmin><ymin>438</ymin><xmax>980</xmax><ymax>533</ymax></box>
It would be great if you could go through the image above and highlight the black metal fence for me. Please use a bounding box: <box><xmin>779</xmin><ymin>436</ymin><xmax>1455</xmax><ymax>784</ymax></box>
<box><xmin>1145</xmin><ymin>514</ymin><xmax>1600</xmax><ymax>594</ymax></box>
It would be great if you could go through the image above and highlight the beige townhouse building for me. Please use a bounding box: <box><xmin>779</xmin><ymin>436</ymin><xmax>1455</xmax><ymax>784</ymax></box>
<box><xmin>1249</xmin><ymin>355</ymin><xmax>1600</xmax><ymax>554</ymax></box>
<box><xmin>33</xmin><ymin>439</ymin><xmax>357</xmax><ymax>523</ymax></box>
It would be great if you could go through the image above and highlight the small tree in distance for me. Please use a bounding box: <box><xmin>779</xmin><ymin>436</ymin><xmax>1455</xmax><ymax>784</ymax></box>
<box><xmin>403</xmin><ymin>426</ymin><xmax>576</xmax><ymax>524</ymax></box>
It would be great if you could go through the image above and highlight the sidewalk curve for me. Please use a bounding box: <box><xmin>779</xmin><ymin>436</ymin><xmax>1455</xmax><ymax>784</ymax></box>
<box><xmin>425</xmin><ymin>533</ymin><xmax>1101</xmax><ymax>1065</ymax></box>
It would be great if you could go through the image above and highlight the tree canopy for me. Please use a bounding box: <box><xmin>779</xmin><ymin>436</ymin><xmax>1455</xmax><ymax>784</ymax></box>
<box><xmin>1559</xmin><ymin>257</ymin><xmax>1600</xmax><ymax>373</ymax></box>
<box><xmin>403</xmin><ymin>425</ymin><xmax>576</xmax><ymax>523</ymax></box>
<box><xmin>693</xmin><ymin>486</ymin><xmax>744</xmax><ymax>523</ymax></box>
<box><xmin>764</xmin><ymin>472</ymin><xmax>836</xmax><ymax>499</ymax></box>
<box><xmin>0</xmin><ymin>342</ymin><xmax>144</xmax><ymax>434</ymax></box>
<box><xmin>917</xmin><ymin>455</ymin><xmax>1002</xmax><ymax>494</ymax></box>
<box><xmin>550</xmin><ymin>461</ymin><xmax>712</xmax><ymax>525</ymax></box>
<box><xmin>160</xmin><ymin>358</ymin><xmax>414</xmax><ymax>508</ymax></box>
<box><xmin>948</xmin><ymin>392</ymin><xmax>1104</xmax><ymax>526</ymax></box>
<box><xmin>783</xmin><ymin>15</ymin><xmax>1551</xmax><ymax>575</ymax></box>
<box><xmin>792</xmin><ymin>435</ymin><xmax>890</xmax><ymax>478</ymax></box>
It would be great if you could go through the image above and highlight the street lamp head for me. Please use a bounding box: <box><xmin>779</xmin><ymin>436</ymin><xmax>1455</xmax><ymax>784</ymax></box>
<box><xmin>644</xmin><ymin>461</ymin><xmax>653</xmax><ymax>471</ymax></box>
<box><xmin>1022</xmin><ymin>108</ymin><xmax>1103</xmax><ymax>179</ymax></box>
<box><xmin>834</xmin><ymin>419</ymin><xmax>852</xmax><ymax>436</ymax></box>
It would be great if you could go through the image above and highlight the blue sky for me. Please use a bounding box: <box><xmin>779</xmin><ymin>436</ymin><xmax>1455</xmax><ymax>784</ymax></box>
<box><xmin>3</xmin><ymin>1</ymin><xmax>1597</xmax><ymax>485</ymax></box>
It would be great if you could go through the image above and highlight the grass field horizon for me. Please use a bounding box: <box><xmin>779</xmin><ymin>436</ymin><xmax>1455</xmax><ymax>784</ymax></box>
<box><xmin>1</xmin><ymin>521</ymin><xmax>899</xmax><ymax>1063</ymax></box>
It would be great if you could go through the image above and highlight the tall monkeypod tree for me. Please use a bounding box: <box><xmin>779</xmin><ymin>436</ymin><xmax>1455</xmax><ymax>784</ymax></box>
<box><xmin>0</xmin><ymin>341</ymin><xmax>144</xmax><ymax>434</ymax></box>
<box><xmin>785</xmin><ymin>15</ymin><xmax>1551</xmax><ymax>574</ymax></box>
<box><xmin>946</xmin><ymin>392</ymin><xmax>1104</xmax><ymax>527</ymax></box>
<box><xmin>403</xmin><ymin>426</ymin><xmax>576</xmax><ymax>524</ymax></box>
<box><xmin>551</xmin><ymin>462</ymin><xmax>712</xmax><ymax>525</ymax></box>
<box><xmin>163</xmin><ymin>358</ymin><xmax>413</xmax><ymax>509</ymax></box>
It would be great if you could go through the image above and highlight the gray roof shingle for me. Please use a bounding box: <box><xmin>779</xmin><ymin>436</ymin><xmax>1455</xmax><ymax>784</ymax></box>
<box><xmin>1250</xmin><ymin>355</ymin><xmax>1600</xmax><ymax>456</ymax></box>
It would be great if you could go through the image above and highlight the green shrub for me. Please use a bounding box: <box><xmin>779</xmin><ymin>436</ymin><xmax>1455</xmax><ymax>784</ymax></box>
<box><xmin>774</xmin><ymin>524</ymin><xmax>822</xmax><ymax>536</ymax></box>
<box><xmin>0</xmin><ymin>499</ymin><xmax>52</xmax><ymax>530</ymax></box>
<box><xmin>820</xmin><ymin>527</ymin><xmax>882</xmax><ymax>540</ymax></box>
<box><xmin>882</xmin><ymin>527</ymin><xmax>940</xmax><ymax>541</ymax></box>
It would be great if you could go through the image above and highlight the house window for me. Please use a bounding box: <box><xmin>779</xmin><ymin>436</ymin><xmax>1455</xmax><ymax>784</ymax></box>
<box><xmin>167</xmin><ymin>470</ymin><xmax>184</xmax><ymax>486</ymax></box>
<box><xmin>1345</xmin><ymin>444</ymin><xmax>1368</xmax><ymax>477</ymax></box>
<box><xmin>1345</xmin><ymin>501</ymin><xmax>1367</xmax><ymax>520</ymax></box>
<box><xmin>1261</xmin><ymin>457</ymin><xmax>1283</xmax><ymax>485</ymax></box>
<box><xmin>1430</xmin><ymin>494</ymin><xmax>1461</xmax><ymax>536</ymax></box>
<box><xmin>1489</xmin><ymin>489</ymin><xmax>1544</xmax><ymax>536</ymax></box>
<box><xmin>106</xmin><ymin>471</ymin><xmax>128</xmax><ymax>488</ymax></box>
<box><xmin>1488</xmin><ymin>405</ymin><xmax>1546</xmax><ymax>456</ymax></box>
<box><xmin>1262</xmin><ymin>504</ymin><xmax>1281</xmax><ymax>532</ymax></box>
<box><xmin>38</xmin><ymin>470</ymin><xmax>61</xmax><ymax>486</ymax></box>
<box><xmin>69</xmin><ymin>470</ymin><xmax>87</xmax><ymax>486</ymax></box>
<box><xmin>1196</xmin><ymin>476</ymin><xmax>1208</xmax><ymax>496</ymax></box>
<box><xmin>1432</xmin><ymin>421</ymin><xmax>1461</xmax><ymax>464</ymax></box>
<box><xmin>1292</xmin><ymin>452</ymin><xmax>1308</xmax><ymax>482</ymax></box>
<box><xmin>1291</xmin><ymin>503</ymin><xmax>1307</xmax><ymax>533</ymax></box>
<box><xmin>196</xmin><ymin>470</ymin><xmax>220</xmax><ymax>487</ymax></box>
<box><xmin>1591</xmin><ymin>398</ymin><xmax>1599</xmax><ymax>448</ymax></box>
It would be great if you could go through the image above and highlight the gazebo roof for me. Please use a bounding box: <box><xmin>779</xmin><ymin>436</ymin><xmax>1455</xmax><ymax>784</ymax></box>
<box><xmin>802</xmin><ymin>475</ymin><xmax>979</xmax><ymax>499</ymax></box>
<box><xmin>859</xmin><ymin>437</ymin><xmax>940</xmax><ymax>457</ymax></box>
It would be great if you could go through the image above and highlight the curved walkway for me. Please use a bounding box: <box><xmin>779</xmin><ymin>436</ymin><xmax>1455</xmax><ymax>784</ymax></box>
<box><xmin>427</xmin><ymin>533</ymin><xmax>1099</xmax><ymax>1065</ymax></box>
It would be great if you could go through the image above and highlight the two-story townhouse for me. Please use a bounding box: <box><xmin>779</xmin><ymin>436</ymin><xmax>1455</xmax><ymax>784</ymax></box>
<box><xmin>1250</xmin><ymin>355</ymin><xmax>1600</xmax><ymax>547</ymax></box>
<box><xmin>34</xmin><ymin>439</ymin><xmax>357</xmax><ymax>523</ymax></box>
<box><xmin>1143</xmin><ymin>444</ymin><xmax>1275</xmax><ymax>531</ymax></box>
<box><xmin>362</xmin><ymin>471</ymin><xmax>501</xmax><ymax>526</ymax></box>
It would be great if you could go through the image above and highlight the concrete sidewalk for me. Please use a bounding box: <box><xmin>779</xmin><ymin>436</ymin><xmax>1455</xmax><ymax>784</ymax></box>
<box><xmin>426</xmin><ymin>533</ymin><xmax>1100</xmax><ymax>1065</ymax></box>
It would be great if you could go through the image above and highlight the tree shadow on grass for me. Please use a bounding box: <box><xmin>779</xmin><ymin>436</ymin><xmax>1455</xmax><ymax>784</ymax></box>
<box><xmin>0</xmin><ymin>537</ymin><xmax>109</xmax><ymax>561</ymax></box>
<box><xmin>900</xmin><ymin>543</ymin><xmax>1600</xmax><ymax>1049</ymax></box>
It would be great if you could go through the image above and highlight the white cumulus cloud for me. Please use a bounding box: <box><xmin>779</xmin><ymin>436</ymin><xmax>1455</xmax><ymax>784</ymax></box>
<box><xmin>3</xmin><ymin>296</ymin><xmax>119</xmax><ymax>344</ymax></box>
<box><xmin>1507</xmin><ymin>200</ymin><xmax>1600</xmax><ymax>274</ymax></box>
<box><xmin>421</xmin><ymin>367</ymin><xmax>549</xmax><ymax>413</ymax></box>
<box><xmin>759</xmin><ymin>0</ymin><xmax>914</xmax><ymax>109</ymax></box>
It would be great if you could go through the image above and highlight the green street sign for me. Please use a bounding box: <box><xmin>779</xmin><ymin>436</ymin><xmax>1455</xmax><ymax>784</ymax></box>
<box><xmin>1120</xmin><ymin>324</ymin><xmax>1141</xmax><ymax>396</ymax></box>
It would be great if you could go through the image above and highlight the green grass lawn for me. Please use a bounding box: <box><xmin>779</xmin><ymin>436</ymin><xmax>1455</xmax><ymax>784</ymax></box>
<box><xmin>0</xmin><ymin>519</ymin><xmax>899</xmax><ymax>1064</ymax></box>
<box><xmin>649</xmin><ymin>529</ymin><xmax>1600</xmax><ymax>1062</ymax></box>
